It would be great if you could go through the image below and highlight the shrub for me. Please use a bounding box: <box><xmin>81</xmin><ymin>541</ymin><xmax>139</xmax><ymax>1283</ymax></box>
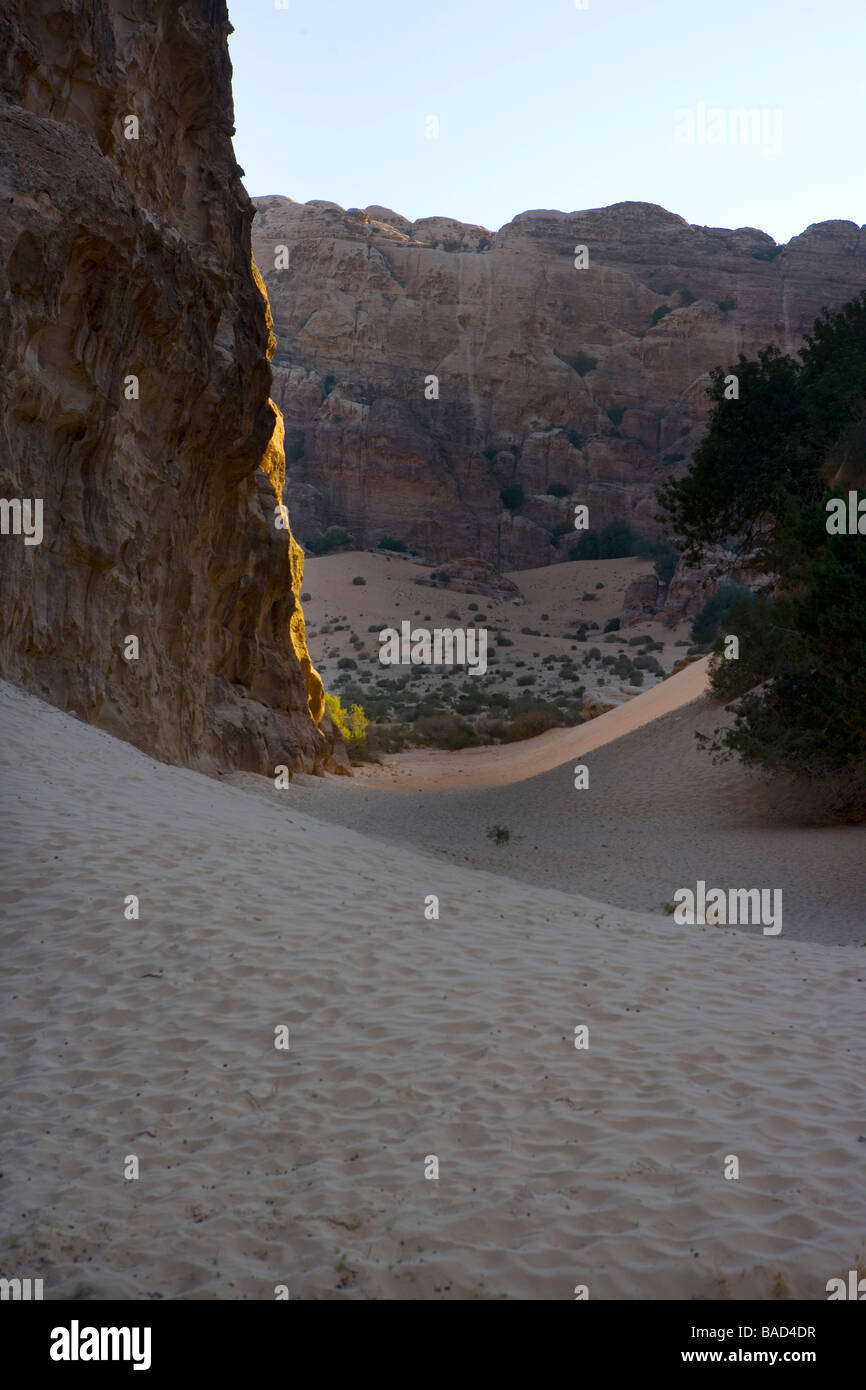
<box><xmin>717</xmin><ymin>298</ymin><xmax>737</xmax><ymax>313</ymax></box>
<box><xmin>307</xmin><ymin>526</ymin><xmax>352</xmax><ymax>555</ymax></box>
<box><xmin>691</xmin><ymin>584</ymin><xmax>753</xmax><ymax>647</ymax></box>
<box><xmin>566</xmin><ymin>428</ymin><xmax>585</xmax><ymax>450</ymax></box>
<box><xmin>547</xmin><ymin>482</ymin><xmax>570</xmax><ymax>497</ymax></box>
<box><xmin>495</xmin><ymin>633</ymin><xmax>513</xmax><ymax>646</ymax></box>
<box><xmin>570</xmin><ymin>522</ymin><xmax>638</xmax><ymax>561</ymax></box>
<box><xmin>352</xmin><ymin>575</ymin><xmax>366</xmax><ymax>585</ymax></box>
<box><xmin>504</xmin><ymin>707</ymin><xmax>560</xmax><ymax>741</ymax></box>
<box><xmin>603</xmin><ymin>617</ymin><xmax>620</xmax><ymax>633</ymax></box>
<box><xmin>566</xmin><ymin>351</ymin><xmax>598</xmax><ymax>376</ymax></box>
<box><xmin>337</xmin><ymin>657</ymin><xmax>357</xmax><ymax>670</ymax></box>
<box><xmin>516</xmin><ymin>675</ymin><xmax>536</xmax><ymax>686</ymax></box>
<box><xmin>651</xmin><ymin>304</ymin><xmax>672</xmax><ymax>327</ymax></box>
<box><xmin>582</xmin><ymin>592</ymin><xmax>597</xmax><ymax>601</ymax></box>
<box><xmin>378</xmin><ymin>536</ymin><xmax>407</xmax><ymax>552</ymax></box>
<box><xmin>415</xmin><ymin>714</ymin><xmax>478</xmax><ymax>750</ymax></box>
<box><xmin>301</xmin><ymin>591</ymin><xmax>311</xmax><ymax>602</ymax></box>
<box><xmin>487</xmin><ymin>824</ymin><xmax>510</xmax><ymax>845</ymax></box>
<box><xmin>324</xmin><ymin>693</ymin><xmax>369</xmax><ymax>742</ymax></box>
<box><xmin>500</xmin><ymin>483</ymin><xmax>525</xmax><ymax>511</ymax></box>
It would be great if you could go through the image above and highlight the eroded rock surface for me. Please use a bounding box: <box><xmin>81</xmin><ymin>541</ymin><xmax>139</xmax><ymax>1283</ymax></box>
<box><xmin>0</xmin><ymin>3</ymin><xmax>345</xmax><ymax>774</ymax></box>
<box><xmin>253</xmin><ymin>196</ymin><xmax>866</xmax><ymax>569</ymax></box>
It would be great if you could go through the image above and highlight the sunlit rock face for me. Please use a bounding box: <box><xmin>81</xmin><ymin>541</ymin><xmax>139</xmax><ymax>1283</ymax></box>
<box><xmin>0</xmin><ymin>2</ymin><xmax>345</xmax><ymax>774</ymax></box>
<box><xmin>253</xmin><ymin>196</ymin><xmax>866</xmax><ymax>569</ymax></box>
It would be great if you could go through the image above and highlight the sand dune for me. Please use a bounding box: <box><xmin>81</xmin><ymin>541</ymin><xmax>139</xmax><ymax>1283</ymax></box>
<box><xmin>2</xmin><ymin>678</ymin><xmax>864</xmax><ymax>1300</ymax></box>
<box><xmin>288</xmin><ymin>678</ymin><xmax>866</xmax><ymax>946</ymax></box>
<box><xmin>354</xmin><ymin>654</ymin><xmax>711</xmax><ymax>789</ymax></box>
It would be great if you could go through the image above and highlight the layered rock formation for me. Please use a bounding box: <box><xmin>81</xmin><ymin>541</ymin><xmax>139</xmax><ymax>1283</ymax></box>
<box><xmin>0</xmin><ymin>3</ymin><xmax>345</xmax><ymax>774</ymax></box>
<box><xmin>252</xmin><ymin>196</ymin><xmax>866</xmax><ymax>569</ymax></box>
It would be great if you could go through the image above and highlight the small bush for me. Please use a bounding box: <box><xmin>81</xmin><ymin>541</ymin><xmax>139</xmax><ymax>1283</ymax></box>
<box><xmin>717</xmin><ymin>298</ymin><xmax>737</xmax><ymax>313</ymax></box>
<box><xmin>378</xmin><ymin>536</ymin><xmax>407</xmax><ymax>552</ymax></box>
<box><xmin>547</xmin><ymin>482</ymin><xmax>570</xmax><ymax>498</ymax></box>
<box><xmin>352</xmin><ymin>575</ymin><xmax>366</xmax><ymax>585</ymax></box>
<box><xmin>500</xmin><ymin>483</ymin><xmax>525</xmax><ymax>511</ymax></box>
<box><xmin>582</xmin><ymin>592</ymin><xmax>597</xmax><ymax>601</ymax></box>
<box><xmin>504</xmin><ymin>707</ymin><xmax>560</xmax><ymax>741</ymax></box>
<box><xmin>650</xmin><ymin>304</ymin><xmax>672</xmax><ymax>328</ymax></box>
<box><xmin>301</xmin><ymin>591</ymin><xmax>311</xmax><ymax>602</ymax></box>
<box><xmin>487</xmin><ymin>824</ymin><xmax>511</xmax><ymax>845</ymax></box>
<box><xmin>566</xmin><ymin>351</ymin><xmax>598</xmax><ymax>376</ymax></box>
<box><xmin>691</xmin><ymin>584</ymin><xmax>753</xmax><ymax>647</ymax></box>
<box><xmin>603</xmin><ymin>617</ymin><xmax>621</xmax><ymax>633</ymax></box>
<box><xmin>337</xmin><ymin>657</ymin><xmax>357</xmax><ymax>670</ymax></box>
<box><xmin>307</xmin><ymin>526</ymin><xmax>352</xmax><ymax>555</ymax></box>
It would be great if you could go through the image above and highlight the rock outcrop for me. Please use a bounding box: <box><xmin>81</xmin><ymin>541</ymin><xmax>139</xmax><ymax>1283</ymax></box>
<box><xmin>252</xmin><ymin>196</ymin><xmax>866</xmax><ymax>569</ymax></box>
<box><xmin>0</xmin><ymin>3</ymin><xmax>345</xmax><ymax>774</ymax></box>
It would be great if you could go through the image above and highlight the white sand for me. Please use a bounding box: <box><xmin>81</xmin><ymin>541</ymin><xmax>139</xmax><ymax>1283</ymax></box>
<box><xmin>2</xmin><ymin>677</ymin><xmax>864</xmax><ymax>1300</ymax></box>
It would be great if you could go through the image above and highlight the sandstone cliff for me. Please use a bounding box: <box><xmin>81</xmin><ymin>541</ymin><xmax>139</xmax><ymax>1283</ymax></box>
<box><xmin>0</xmin><ymin>3</ymin><xmax>345</xmax><ymax>774</ymax></box>
<box><xmin>252</xmin><ymin>196</ymin><xmax>866</xmax><ymax>569</ymax></box>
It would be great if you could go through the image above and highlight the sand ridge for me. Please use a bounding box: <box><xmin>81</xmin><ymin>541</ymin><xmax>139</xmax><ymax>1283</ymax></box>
<box><xmin>1</xmin><ymin>679</ymin><xmax>864</xmax><ymax>1300</ymax></box>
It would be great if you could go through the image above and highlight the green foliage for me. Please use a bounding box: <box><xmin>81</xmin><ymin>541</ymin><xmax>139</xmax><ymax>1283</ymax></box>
<box><xmin>307</xmin><ymin>526</ymin><xmax>352</xmax><ymax>555</ymax></box>
<box><xmin>565</xmin><ymin>351</ymin><xmax>598</xmax><ymax>376</ymax></box>
<box><xmin>603</xmin><ymin>617</ymin><xmax>620</xmax><ymax>633</ymax></box>
<box><xmin>352</xmin><ymin>575</ymin><xmax>366</xmax><ymax>585</ymax></box>
<box><xmin>378</xmin><ymin>536</ymin><xmax>407</xmax><ymax>552</ymax></box>
<box><xmin>547</xmin><ymin>482</ymin><xmax>571</xmax><ymax>497</ymax></box>
<box><xmin>717</xmin><ymin>298</ymin><xmax>737</xmax><ymax>313</ymax></box>
<box><xmin>324</xmin><ymin>693</ymin><xmax>369</xmax><ymax>742</ymax></box>
<box><xmin>500</xmin><ymin>483</ymin><xmax>525</xmax><ymax>511</ymax></box>
<box><xmin>691</xmin><ymin>585</ymin><xmax>753</xmax><ymax>647</ymax></box>
<box><xmin>660</xmin><ymin>292</ymin><xmax>866</xmax><ymax>803</ymax></box>
<box><xmin>570</xmin><ymin>522</ymin><xmax>637</xmax><ymax>561</ymax></box>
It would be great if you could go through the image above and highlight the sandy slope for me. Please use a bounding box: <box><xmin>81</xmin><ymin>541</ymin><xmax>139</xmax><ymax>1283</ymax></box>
<box><xmin>353</xmin><ymin>654</ymin><xmax>711</xmax><ymax>789</ymax></box>
<box><xmin>1</xmin><ymin>679</ymin><xmax>864</xmax><ymax>1300</ymax></box>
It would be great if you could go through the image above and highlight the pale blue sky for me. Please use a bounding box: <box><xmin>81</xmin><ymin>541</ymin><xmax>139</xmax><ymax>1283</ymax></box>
<box><xmin>227</xmin><ymin>0</ymin><xmax>865</xmax><ymax>243</ymax></box>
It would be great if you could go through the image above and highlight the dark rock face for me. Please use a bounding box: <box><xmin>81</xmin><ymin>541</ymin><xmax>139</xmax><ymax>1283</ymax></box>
<box><xmin>252</xmin><ymin>196</ymin><xmax>866</xmax><ymax>569</ymax></box>
<box><xmin>0</xmin><ymin>3</ymin><xmax>345</xmax><ymax>774</ymax></box>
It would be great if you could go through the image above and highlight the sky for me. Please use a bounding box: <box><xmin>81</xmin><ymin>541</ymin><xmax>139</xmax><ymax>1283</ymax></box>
<box><xmin>227</xmin><ymin>0</ymin><xmax>866</xmax><ymax>244</ymax></box>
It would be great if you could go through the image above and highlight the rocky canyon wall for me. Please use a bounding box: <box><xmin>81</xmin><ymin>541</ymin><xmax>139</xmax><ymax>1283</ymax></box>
<box><xmin>0</xmin><ymin>2</ymin><xmax>344</xmax><ymax>774</ymax></box>
<box><xmin>253</xmin><ymin>196</ymin><xmax>866</xmax><ymax>570</ymax></box>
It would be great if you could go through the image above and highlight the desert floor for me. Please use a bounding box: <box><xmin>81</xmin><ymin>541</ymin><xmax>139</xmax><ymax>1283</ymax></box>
<box><xmin>1</xmin><ymin>674</ymin><xmax>864</xmax><ymax>1300</ymax></box>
